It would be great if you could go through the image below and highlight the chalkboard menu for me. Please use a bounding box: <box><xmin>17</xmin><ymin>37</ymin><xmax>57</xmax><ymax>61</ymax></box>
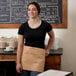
<box><xmin>0</xmin><ymin>0</ymin><xmax>62</xmax><ymax>24</ymax></box>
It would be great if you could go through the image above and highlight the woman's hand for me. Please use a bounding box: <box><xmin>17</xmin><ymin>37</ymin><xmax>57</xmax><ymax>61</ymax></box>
<box><xmin>16</xmin><ymin>63</ymin><xmax>22</xmax><ymax>73</ymax></box>
<box><xmin>45</xmin><ymin>50</ymin><xmax>50</xmax><ymax>56</ymax></box>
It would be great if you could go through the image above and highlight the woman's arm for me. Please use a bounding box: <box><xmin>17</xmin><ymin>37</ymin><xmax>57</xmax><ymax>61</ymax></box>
<box><xmin>16</xmin><ymin>35</ymin><xmax>24</xmax><ymax>73</ymax></box>
<box><xmin>45</xmin><ymin>30</ymin><xmax>55</xmax><ymax>56</ymax></box>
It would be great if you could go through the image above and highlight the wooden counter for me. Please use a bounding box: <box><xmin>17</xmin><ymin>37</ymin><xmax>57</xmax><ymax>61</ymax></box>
<box><xmin>0</xmin><ymin>49</ymin><xmax>16</xmax><ymax>61</ymax></box>
<box><xmin>45</xmin><ymin>48</ymin><xmax>63</xmax><ymax>70</ymax></box>
<box><xmin>0</xmin><ymin>48</ymin><xmax>63</xmax><ymax>69</ymax></box>
<box><xmin>0</xmin><ymin>48</ymin><xmax>63</xmax><ymax>76</ymax></box>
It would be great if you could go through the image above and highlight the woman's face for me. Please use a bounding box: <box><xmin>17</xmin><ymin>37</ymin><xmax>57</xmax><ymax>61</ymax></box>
<box><xmin>27</xmin><ymin>4</ymin><xmax>39</xmax><ymax>18</ymax></box>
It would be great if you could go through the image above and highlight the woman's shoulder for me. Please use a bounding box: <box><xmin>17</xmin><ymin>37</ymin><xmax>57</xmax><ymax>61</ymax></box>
<box><xmin>18</xmin><ymin>21</ymin><xmax>28</xmax><ymax>34</ymax></box>
<box><xmin>42</xmin><ymin>20</ymin><xmax>52</xmax><ymax>32</ymax></box>
<box><xmin>42</xmin><ymin>20</ymin><xmax>52</xmax><ymax>28</ymax></box>
<box><xmin>42</xmin><ymin>20</ymin><xmax>50</xmax><ymax>25</ymax></box>
<box><xmin>19</xmin><ymin>21</ymin><xmax>28</xmax><ymax>28</ymax></box>
<box><xmin>21</xmin><ymin>21</ymin><xmax>28</xmax><ymax>26</ymax></box>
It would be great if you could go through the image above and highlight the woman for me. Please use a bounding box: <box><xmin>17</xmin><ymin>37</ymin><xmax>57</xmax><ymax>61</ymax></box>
<box><xmin>16</xmin><ymin>2</ymin><xmax>55</xmax><ymax>76</ymax></box>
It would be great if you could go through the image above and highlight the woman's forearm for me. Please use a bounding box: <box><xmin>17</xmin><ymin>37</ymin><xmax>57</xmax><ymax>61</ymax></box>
<box><xmin>46</xmin><ymin>37</ymin><xmax>54</xmax><ymax>52</ymax></box>
<box><xmin>16</xmin><ymin>46</ymin><xmax>23</xmax><ymax>64</ymax></box>
<box><xmin>16</xmin><ymin>35</ymin><xmax>24</xmax><ymax>64</ymax></box>
<box><xmin>45</xmin><ymin>30</ymin><xmax>55</xmax><ymax>52</ymax></box>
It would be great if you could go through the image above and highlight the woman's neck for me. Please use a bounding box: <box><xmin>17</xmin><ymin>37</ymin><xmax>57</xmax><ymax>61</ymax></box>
<box><xmin>29</xmin><ymin>17</ymin><xmax>40</xmax><ymax>23</ymax></box>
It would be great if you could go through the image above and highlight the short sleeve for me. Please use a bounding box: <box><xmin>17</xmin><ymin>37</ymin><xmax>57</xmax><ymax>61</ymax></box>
<box><xmin>45</xmin><ymin>22</ymin><xmax>52</xmax><ymax>32</ymax></box>
<box><xmin>18</xmin><ymin>24</ymin><xmax>25</xmax><ymax>35</ymax></box>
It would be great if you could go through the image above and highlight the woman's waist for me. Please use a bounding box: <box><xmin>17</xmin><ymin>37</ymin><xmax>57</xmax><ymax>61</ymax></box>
<box><xmin>24</xmin><ymin>42</ymin><xmax>45</xmax><ymax>49</ymax></box>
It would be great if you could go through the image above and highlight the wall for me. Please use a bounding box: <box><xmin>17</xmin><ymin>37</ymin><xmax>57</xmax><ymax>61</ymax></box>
<box><xmin>0</xmin><ymin>0</ymin><xmax>76</xmax><ymax>75</ymax></box>
<box><xmin>0</xmin><ymin>29</ymin><xmax>18</xmax><ymax>37</ymax></box>
<box><xmin>54</xmin><ymin>0</ymin><xmax>76</xmax><ymax>75</ymax></box>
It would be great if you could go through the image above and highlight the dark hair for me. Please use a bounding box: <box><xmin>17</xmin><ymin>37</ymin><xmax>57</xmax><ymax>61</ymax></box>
<box><xmin>27</xmin><ymin>2</ymin><xmax>40</xmax><ymax>15</ymax></box>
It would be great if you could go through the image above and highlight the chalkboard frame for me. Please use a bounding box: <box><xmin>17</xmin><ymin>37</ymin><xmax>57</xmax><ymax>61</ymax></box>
<box><xmin>0</xmin><ymin>0</ymin><xmax>67</xmax><ymax>28</ymax></box>
<box><xmin>52</xmin><ymin>0</ymin><xmax>67</xmax><ymax>28</ymax></box>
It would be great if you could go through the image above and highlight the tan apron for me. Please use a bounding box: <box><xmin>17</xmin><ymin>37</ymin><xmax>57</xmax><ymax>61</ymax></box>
<box><xmin>21</xmin><ymin>46</ymin><xmax>45</xmax><ymax>72</ymax></box>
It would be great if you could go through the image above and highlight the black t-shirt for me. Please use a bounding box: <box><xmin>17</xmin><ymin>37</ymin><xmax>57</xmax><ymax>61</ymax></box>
<box><xmin>18</xmin><ymin>20</ymin><xmax>52</xmax><ymax>49</ymax></box>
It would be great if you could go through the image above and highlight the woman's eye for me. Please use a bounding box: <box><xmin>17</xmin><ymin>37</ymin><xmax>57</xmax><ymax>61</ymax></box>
<box><xmin>28</xmin><ymin>8</ymin><xmax>37</xmax><ymax>11</ymax></box>
<box><xmin>32</xmin><ymin>8</ymin><xmax>37</xmax><ymax>11</ymax></box>
<box><xmin>28</xmin><ymin>9</ymin><xmax>30</xmax><ymax>11</ymax></box>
